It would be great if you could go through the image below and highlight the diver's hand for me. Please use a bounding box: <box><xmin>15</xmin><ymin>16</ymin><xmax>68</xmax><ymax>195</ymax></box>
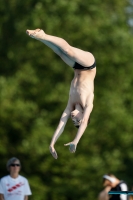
<box><xmin>64</xmin><ymin>142</ymin><xmax>77</xmax><ymax>153</ymax></box>
<box><xmin>49</xmin><ymin>145</ymin><xmax>58</xmax><ymax>159</ymax></box>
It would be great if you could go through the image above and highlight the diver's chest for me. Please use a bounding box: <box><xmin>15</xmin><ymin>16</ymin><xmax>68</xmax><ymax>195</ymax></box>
<box><xmin>69</xmin><ymin>88</ymin><xmax>87</xmax><ymax>105</ymax></box>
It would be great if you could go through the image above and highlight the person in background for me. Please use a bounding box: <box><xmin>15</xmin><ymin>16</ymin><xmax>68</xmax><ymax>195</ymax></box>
<box><xmin>98</xmin><ymin>185</ymin><xmax>111</xmax><ymax>200</ymax></box>
<box><xmin>103</xmin><ymin>174</ymin><xmax>129</xmax><ymax>200</ymax></box>
<box><xmin>0</xmin><ymin>157</ymin><xmax>32</xmax><ymax>200</ymax></box>
<box><xmin>129</xmin><ymin>186</ymin><xmax>133</xmax><ymax>200</ymax></box>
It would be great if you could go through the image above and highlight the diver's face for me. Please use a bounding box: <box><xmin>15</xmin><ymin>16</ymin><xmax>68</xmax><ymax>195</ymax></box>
<box><xmin>71</xmin><ymin>110</ymin><xmax>83</xmax><ymax>127</ymax></box>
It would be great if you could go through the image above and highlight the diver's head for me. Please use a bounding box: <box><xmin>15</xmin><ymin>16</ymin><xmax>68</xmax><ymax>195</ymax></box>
<box><xmin>71</xmin><ymin>104</ymin><xmax>91</xmax><ymax>128</ymax></box>
<box><xmin>71</xmin><ymin>109</ymin><xmax>83</xmax><ymax>128</ymax></box>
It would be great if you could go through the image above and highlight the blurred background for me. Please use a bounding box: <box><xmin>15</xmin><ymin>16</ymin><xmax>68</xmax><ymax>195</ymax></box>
<box><xmin>0</xmin><ymin>0</ymin><xmax>133</xmax><ymax>199</ymax></box>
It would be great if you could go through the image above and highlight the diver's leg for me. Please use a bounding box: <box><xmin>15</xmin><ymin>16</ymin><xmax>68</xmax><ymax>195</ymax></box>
<box><xmin>26</xmin><ymin>29</ymin><xmax>95</xmax><ymax>67</ymax></box>
<box><xmin>26</xmin><ymin>29</ymin><xmax>74</xmax><ymax>67</ymax></box>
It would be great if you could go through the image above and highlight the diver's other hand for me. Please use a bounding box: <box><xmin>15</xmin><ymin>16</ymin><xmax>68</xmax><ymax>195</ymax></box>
<box><xmin>64</xmin><ymin>142</ymin><xmax>77</xmax><ymax>153</ymax></box>
<box><xmin>49</xmin><ymin>145</ymin><xmax>58</xmax><ymax>159</ymax></box>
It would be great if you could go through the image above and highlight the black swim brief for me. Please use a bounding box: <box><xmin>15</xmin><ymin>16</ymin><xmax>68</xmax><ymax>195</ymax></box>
<box><xmin>73</xmin><ymin>61</ymin><xmax>96</xmax><ymax>70</ymax></box>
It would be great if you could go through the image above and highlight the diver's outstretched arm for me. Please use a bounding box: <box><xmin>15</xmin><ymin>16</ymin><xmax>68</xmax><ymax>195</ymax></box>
<box><xmin>49</xmin><ymin>102</ymin><xmax>72</xmax><ymax>159</ymax></box>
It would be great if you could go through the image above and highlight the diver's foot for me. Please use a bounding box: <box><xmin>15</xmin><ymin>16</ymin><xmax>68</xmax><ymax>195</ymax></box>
<box><xmin>26</xmin><ymin>29</ymin><xmax>46</xmax><ymax>40</ymax></box>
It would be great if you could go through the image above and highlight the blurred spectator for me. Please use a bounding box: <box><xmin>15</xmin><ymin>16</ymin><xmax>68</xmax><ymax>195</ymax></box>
<box><xmin>0</xmin><ymin>157</ymin><xmax>32</xmax><ymax>200</ymax></box>
<box><xmin>98</xmin><ymin>185</ymin><xmax>111</xmax><ymax>200</ymax></box>
<box><xmin>129</xmin><ymin>186</ymin><xmax>133</xmax><ymax>200</ymax></box>
<box><xmin>103</xmin><ymin>174</ymin><xmax>129</xmax><ymax>200</ymax></box>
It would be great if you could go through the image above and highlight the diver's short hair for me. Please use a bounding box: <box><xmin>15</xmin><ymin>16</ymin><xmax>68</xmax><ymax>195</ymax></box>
<box><xmin>75</xmin><ymin>118</ymin><xmax>91</xmax><ymax>129</ymax></box>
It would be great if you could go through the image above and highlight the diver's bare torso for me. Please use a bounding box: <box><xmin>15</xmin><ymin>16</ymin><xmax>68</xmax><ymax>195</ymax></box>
<box><xmin>69</xmin><ymin>68</ymin><xmax>96</xmax><ymax>109</ymax></box>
